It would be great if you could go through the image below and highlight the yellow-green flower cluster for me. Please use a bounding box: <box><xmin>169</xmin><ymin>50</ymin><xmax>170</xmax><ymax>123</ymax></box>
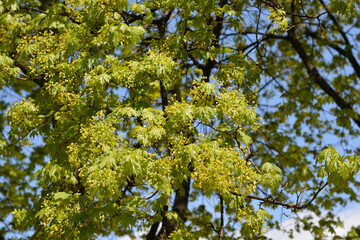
<box><xmin>191</xmin><ymin>139</ymin><xmax>256</xmax><ymax>198</ymax></box>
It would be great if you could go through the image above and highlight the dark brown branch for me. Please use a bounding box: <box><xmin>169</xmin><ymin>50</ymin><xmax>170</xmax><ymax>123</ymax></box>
<box><xmin>201</xmin><ymin>0</ymin><xmax>228</xmax><ymax>81</ymax></box>
<box><xmin>286</xmin><ymin>11</ymin><xmax>326</xmax><ymax>19</ymax></box>
<box><xmin>287</xmin><ymin>32</ymin><xmax>360</xmax><ymax>127</ymax></box>
<box><xmin>328</xmin><ymin>44</ymin><xmax>360</xmax><ymax>80</ymax></box>
<box><xmin>159</xmin><ymin>81</ymin><xmax>168</xmax><ymax>111</ymax></box>
<box><xmin>143</xmin><ymin>191</ymin><xmax>158</xmax><ymax>200</ymax></box>
<box><xmin>319</xmin><ymin>0</ymin><xmax>350</xmax><ymax>45</ymax></box>
<box><xmin>239</xmin><ymin>31</ymin><xmax>288</xmax><ymax>53</ymax></box>
<box><xmin>245</xmin><ymin>194</ymin><xmax>297</xmax><ymax>209</ymax></box>
<box><xmin>232</xmin><ymin>181</ymin><xmax>328</xmax><ymax>213</ymax></box>
<box><xmin>244</xmin><ymin>22</ymin><xmax>273</xmax><ymax>57</ymax></box>
<box><xmin>219</xmin><ymin>195</ymin><xmax>225</xmax><ymax>240</ymax></box>
<box><xmin>301</xmin><ymin>181</ymin><xmax>328</xmax><ymax>209</ymax></box>
<box><xmin>308</xmin><ymin>31</ymin><xmax>360</xmax><ymax>81</ymax></box>
<box><xmin>259</xmin><ymin>0</ymin><xmax>326</xmax><ymax>19</ymax></box>
<box><xmin>146</xmin><ymin>222</ymin><xmax>160</xmax><ymax>240</ymax></box>
<box><xmin>193</xmin><ymin>120</ymin><xmax>233</xmax><ymax>139</ymax></box>
<box><xmin>116</xmin><ymin>177</ymin><xmax>135</xmax><ymax>204</ymax></box>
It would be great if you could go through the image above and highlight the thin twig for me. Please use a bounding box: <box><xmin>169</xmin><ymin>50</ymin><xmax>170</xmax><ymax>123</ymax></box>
<box><xmin>143</xmin><ymin>191</ymin><xmax>158</xmax><ymax>200</ymax></box>
<box><xmin>232</xmin><ymin>181</ymin><xmax>328</xmax><ymax>214</ymax></box>
<box><xmin>0</xmin><ymin>66</ymin><xmax>29</xmax><ymax>81</ymax></box>
<box><xmin>245</xmin><ymin>22</ymin><xmax>273</xmax><ymax>57</ymax></box>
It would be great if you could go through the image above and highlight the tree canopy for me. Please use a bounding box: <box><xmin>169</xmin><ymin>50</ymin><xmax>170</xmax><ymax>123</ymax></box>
<box><xmin>1</xmin><ymin>0</ymin><xmax>360</xmax><ymax>239</ymax></box>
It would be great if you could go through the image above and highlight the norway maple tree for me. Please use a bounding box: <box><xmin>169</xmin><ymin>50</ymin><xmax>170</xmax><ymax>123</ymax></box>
<box><xmin>1</xmin><ymin>0</ymin><xmax>360</xmax><ymax>239</ymax></box>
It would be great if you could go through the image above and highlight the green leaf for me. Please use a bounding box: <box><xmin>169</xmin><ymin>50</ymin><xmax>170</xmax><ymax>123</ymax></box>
<box><xmin>53</xmin><ymin>192</ymin><xmax>72</xmax><ymax>201</ymax></box>
<box><xmin>130</xmin><ymin>3</ymin><xmax>147</xmax><ymax>13</ymax></box>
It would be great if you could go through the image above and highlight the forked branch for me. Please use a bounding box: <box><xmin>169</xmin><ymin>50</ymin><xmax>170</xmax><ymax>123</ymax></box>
<box><xmin>232</xmin><ymin>181</ymin><xmax>328</xmax><ymax>216</ymax></box>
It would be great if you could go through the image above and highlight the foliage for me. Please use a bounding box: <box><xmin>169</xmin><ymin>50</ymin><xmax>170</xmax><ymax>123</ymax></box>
<box><xmin>0</xmin><ymin>0</ymin><xmax>360</xmax><ymax>239</ymax></box>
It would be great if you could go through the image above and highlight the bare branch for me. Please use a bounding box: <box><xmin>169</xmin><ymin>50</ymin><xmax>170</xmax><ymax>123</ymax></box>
<box><xmin>244</xmin><ymin>22</ymin><xmax>273</xmax><ymax>57</ymax></box>
<box><xmin>232</xmin><ymin>181</ymin><xmax>329</xmax><ymax>215</ymax></box>
<box><xmin>143</xmin><ymin>191</ymin><xmax>158</xmax><ymax>200</ymax></box>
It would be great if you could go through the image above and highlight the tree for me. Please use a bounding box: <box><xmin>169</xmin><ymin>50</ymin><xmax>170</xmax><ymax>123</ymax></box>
<box><xmin>0</xmin><ymin>0</ymin><xmax>359</xmax><ymax>239</ymax></box>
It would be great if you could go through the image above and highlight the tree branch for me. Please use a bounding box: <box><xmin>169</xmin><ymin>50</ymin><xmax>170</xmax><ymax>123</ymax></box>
<box><xmin>219</xmin><ymin>195</ymin><xmax>225</xmax><ymax>240</ymax></box>
<box><xmin>232</xmin><ymin>181</ymin><xmax>328</xmax><ymax>214</ymax></box>
<box><xmin>308</xmin><ymin>30</ymin><xmax>360</xmax><ymax>82</ymax></box>
<box><xmin>201</xmin><ymin>0</ymin><xmax>228</xmax><ymax>81</ymax></box>
<box><xmin>287</xmin><ymin>32</ymin><xmax>360</xmax><ymax>127</ymax></box>
<box><xmin>0</xmin><ymin>66</ymin><xmax>29</xmax><ymax>81</ymax></box>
